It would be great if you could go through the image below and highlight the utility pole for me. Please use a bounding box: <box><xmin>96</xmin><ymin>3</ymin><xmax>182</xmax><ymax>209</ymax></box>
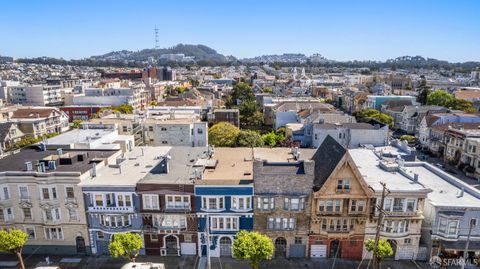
<box><xmin>461</xmin><ymin>218</ymin><xmax>476</xmax><ymax>269</ymax></box>
<box><xmin>372</xmin><ymin>182</ymin><xmax>389</xmax><ymax>269</ymax></box>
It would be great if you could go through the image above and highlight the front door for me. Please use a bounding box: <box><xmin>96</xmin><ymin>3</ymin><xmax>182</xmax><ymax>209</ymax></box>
<box><xmin>165</xmin><ymin>235</ymin><xmax>178</xmax><ymax>255</ymax></box>
<box><xmin>329</xmin><ymin>240</ymin><xmax>341</xmax><ymax>258</ymax></box>
<box><xmin>76</xmin><ymin>236</ymin><xmax>86</xmax><ymax>254</ymax></box>
<box><xmin>220</xmin><ymin>237</ymin><xmax>232</xmax><ymax>257</ymax></box>
<box><xmin>275</xmin><ymin>237</ymin><xmax>287</xmax><ymax>258</ymax></box>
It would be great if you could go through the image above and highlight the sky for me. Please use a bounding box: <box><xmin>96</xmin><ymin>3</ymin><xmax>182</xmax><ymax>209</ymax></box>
<box><xmin>1</xmin><ymin>0</ymin><xmax>479</xmax><ymax>62</ymax></box>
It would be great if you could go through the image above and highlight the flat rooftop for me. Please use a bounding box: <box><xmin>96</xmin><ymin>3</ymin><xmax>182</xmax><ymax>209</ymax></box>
<box><xmin>139</xmin><ymin>147</ymin><xmax>209</xmax><ymax>185</ymax></box>
<box><xmin>0</xmin><ymin>148</ymin><xmax>118</xmax><ymax>174</ymax></box>
<box><xmin>80</xmin><ymin>146</ymin><xmax>171</xmax><ymax>187</ymax></box>
<box><xmin>253</xmin><ymin>148</ymin><xmax>316</xmax><ymax>163</ymax></box>
<box><xmin>199</xmin><ymin>147</ymin><xmax>253</xmax><ymax>184</ymax></box>
<box><xmin>44</xmin><ymin>128</ymin><xmax>116</xmax><ymax>145</ymax></box>
<box><xmin>349</xmin><ymin>148</ymin><xmax>429</xmax><ymax>193</ymax></box>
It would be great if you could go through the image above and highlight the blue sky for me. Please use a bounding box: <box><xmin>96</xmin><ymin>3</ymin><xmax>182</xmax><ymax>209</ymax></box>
<box><xmin>1</xmin><ymin>0</ymin><xmax>479</xmax><ymax>62</ymax></box>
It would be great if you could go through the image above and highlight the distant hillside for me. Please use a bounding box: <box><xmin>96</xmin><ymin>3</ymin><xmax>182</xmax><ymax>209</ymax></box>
<box><xmin>89</xmin><ymin>44</ymin><xmax>234</xmax><ymax>63</ymax></box>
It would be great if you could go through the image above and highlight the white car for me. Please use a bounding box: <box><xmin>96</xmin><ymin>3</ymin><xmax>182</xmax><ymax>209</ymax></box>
<box><xmin>120</xmin><ymin>262</ymin><xmax>165</xmax><ymax>269</ymax></box>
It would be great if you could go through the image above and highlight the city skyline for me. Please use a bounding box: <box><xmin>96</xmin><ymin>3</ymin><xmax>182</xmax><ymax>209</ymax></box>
<box><xmin>1</xmin><ymin>0</ymin><xmax>480</xmax><ymax>62</ymax></box>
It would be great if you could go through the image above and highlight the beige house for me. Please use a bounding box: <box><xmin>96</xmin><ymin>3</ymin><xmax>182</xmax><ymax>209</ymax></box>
<box><xmin>0</xmin><ymin>148</ymin><xmax>119</xmax><ymax>254</ymax></box>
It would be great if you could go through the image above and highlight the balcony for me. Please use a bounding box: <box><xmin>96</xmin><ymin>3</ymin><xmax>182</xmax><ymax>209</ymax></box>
<box><xmin>380</xmin><ymin>230</ymin><xmax>410</xmax><ymax>238</ymax></box>
<box><xmin>88</xmin><ymin>206</ymin><xmax>135</xmax><ymax>213</ymax></box>
<box><xmin>165</xmin><ymin>204</ymin><xmax>191</xmax><ymax>212</ymax></box>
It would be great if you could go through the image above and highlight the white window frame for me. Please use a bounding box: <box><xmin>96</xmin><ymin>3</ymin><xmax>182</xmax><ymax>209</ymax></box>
<box><xmin>267</xmin><ymin>217</ymin><xmax>296</xmax><ymax>231</ymax></box>
<box><xmin>18</xmin><ymin>185</ymin><xmax>29</xmax><ymax>200</ymax></box>
<box><xmin>201</xmin><ymin>196</ymin><xmax>225</xmax><ymax>211</ymax></box>
<box><xmin>143</xmin><ymin>194</ymin><xmax>160</xmax><ymax>210</ymax></box>
<box><xmin>0</xmin><ymin>185</ymin><xmax>10</xmax><ymax>200</ymax></box>
<box><xmin>231</xmin><ymin>196</ymin><xmax>252</xmax><ymax>211</ymax></box>
<box><xmin>40</xmin><ymin>186</ymin><xmax>57</xmax><ymax>200</ymax></box>
<box><xmin>3</xmin><ymin>208</ymin><xmax>14</xmax><ymax>221</ymax></box>
<box><xmin>210</xmin><ymin>216</ymin><xmax>239</xmax><ymax>231</ymax></box>
<box><xmin>44</xmin><ymin>208</ymin><xmax>61</xmax><ymax>221</ymax></box>
<box><xmin>100</xmin><ymin>214</ymin><xmax>131</xmax><ymax>228</ymax></box>
<box><xmin>25</xmin><ymin>226</ymin><xmax>36</xmax><ymax>240</ymax></box>
<box><xmin>68</xmin><ymin>208</ymin><xmax>78</xmax><ymax>221</ymax></box>
<box><xmin>153</xmin><ymin>214</ymin><xmax>187</xmax><ymax>229</ymax></box>
<box><xmin>257</xmin><ymin>197</ymin><xmax>275</xmax><ymax>211</ymax></box>
<box><xmin>22</xmin><ymin>207</ymin><xmax>32</xmax><ymax>220</ymax></box>
<box><xmin>284</xmin><ymin>197</ymin><xmax>305</xmax><ymax>211</ymax></box>
<box><xmin>166</xmin><ymin>195</ymin><xmax>190</xmax><ymax>210</ymax></box>
<box><xmin>44</xmin><ymin>227</ymin><xmax>64</xmax><ymax>240</ymax></box>
<box><xmin>65</xmin><ymin>186</ymin><xmax>75</xmax><ymax>200</ymax></box>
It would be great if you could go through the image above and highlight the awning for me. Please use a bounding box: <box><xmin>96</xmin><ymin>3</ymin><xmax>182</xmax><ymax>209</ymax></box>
<box><xmin>442</xmin><ymin>240</ymin><xmax>480</xmax><ymax>251</ymax></box>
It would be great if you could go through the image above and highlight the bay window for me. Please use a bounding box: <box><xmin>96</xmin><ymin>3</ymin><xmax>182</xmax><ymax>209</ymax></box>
<box><xmin>232</xmin><ymin>196</ymin><xmax>251</xmax><ymax>211</ymax></box>
<box><xmin>267</xmin><ymin>217</ymin><xmax>295</xmax><ymax>230</ymax></box>
<box><xmin>257</xmin><ymin>197</ymin><xmax>275</xmax><ymax>210</ymax></box>
<box><xmin>143</xmin><ymin>194</ymin><xmax>160</xmax><ymax>210</ymax></box>
<box><xmin>154</xmin><ymin>215</ymin><xmax>187</xmax><ymax>228</ymax></box>
<box><xmin>284</xmin><ymin>197</ymin><xmax>305</xmax><ymax>211</ymax></box>
<box><xmin>44</xmin><ymin>227</ymin><xmax>63</xmax><ymax>240</ymax></box>
<box><xmin>100</xmin><ymin>215</ymin><xmax>131</xmax><ymax>228</ymax></box>
<box><xmin>210</xmin><ymin>216</ymin><xmax>239</xmax><ymax>231</ymax></box>
<box><xmin>166</xmin><ymin>195</ymin><xmax>190</xmax><ymax>209</ymax></box>
<box><xmin>201</xmin><ymin>196</ymin><xmax>224</xmax><ymax>210</ymax></box>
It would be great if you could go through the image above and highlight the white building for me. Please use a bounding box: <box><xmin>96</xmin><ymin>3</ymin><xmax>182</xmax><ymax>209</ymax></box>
<box><xmin>8</xmin><ymin>85</ymin><xmax>63</xmax><ymax>106</ymax></box>
<box><xmin>72</xmin><ymin>87</ymin><xmax>148</xmax><ymax>109</ymax></box>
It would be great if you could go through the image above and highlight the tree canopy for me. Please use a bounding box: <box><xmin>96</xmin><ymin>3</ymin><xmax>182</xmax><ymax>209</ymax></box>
<box><xmin>364</xmin><ymin>239</ymin><xmax>393</xmax><ymax>266</ymax></box>
<box><xmin>427</xmin><ymin>89</ymin><xmax>476</xmax><ymax>112</ymax></box>
<box><xmin>261</xmin><ymin>132</ymin><xmax>284</xmax><ymax>147</ymax></box>
<box><xmin>0</xmin><ymin>229</ymin><xmax>29</xmax><ymax>269</ymax></box>
<box><xmin>356</xmin><ymin>109</ymin><xmax>393</xmax><ymax>127</ymax></box>
<box><xmin>232</xmin><ymin>231</ymin><xmax>274</xmax><ymax>269</ymax></box>
<box><xmin>108</xmin><ymin>233</ymin><xmax>143</xmax><ymax>262</ymax></box>
<box><xmin>208</xmin><ymin>122</ymin><xmax>241</xmax><ymax>147</ymax></box>
<box><xmin>99</xmin><ymin>104</ymin><xmax>134</xmax><ymax>114</ymax></box>
<box><xmin>237</xmin><ymin>130</ymin><xmax>264</xmax><ymax>147</ymax></box>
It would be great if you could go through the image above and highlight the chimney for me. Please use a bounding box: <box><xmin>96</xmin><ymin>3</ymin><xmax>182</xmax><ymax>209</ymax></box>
<box><xmin>91</xmin><ymin>162</ymin><xmax>97</xmax><ymax>177</ymax></box>
<box><xmin>56</xmin><ymin>148</ymin><xmax>63</xmax><ymax>155</ymax></box>
<box><xmin>457</xmin><ymin>187</ymin><xmax>465</xmax><ymax>198</ymax></box>
<box><xmin>413</xmin><ymin>173</ymin><xmax>419</xmax><ymax>182</ymax></box>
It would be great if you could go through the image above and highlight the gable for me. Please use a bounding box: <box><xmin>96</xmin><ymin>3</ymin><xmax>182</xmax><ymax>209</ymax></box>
<box><xmin>314</xmin><ymin>153</ymin><xmax>372</xmax><ymax>198</ymax></box>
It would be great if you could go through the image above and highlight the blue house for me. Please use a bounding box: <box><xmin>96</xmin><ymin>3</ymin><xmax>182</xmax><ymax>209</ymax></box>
<box><xmin>79</xmin><ymin>146</ymin><xmax>171</xmax><ymax>255</ymax></box>
<box><xmin>194</xmin><ymin>148</ymin><xmax>254</xmax><ymax>257</ymax></box>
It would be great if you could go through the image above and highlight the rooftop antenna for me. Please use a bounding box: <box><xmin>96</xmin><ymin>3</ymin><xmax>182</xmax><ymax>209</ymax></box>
<box><xmin>154</xmin><ymin>25</ymin><xmax>159</xmax><ymax>49</ymax></box>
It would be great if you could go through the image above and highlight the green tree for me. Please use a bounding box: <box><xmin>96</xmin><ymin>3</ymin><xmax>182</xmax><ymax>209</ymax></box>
<box><xmin>0</xmin><ymin>229</ymin><xmax>29</xmax><ymax>269</ymax></box>
<box><xmin>356</xmin><ymin>109</ymin><xmax>393</xmax><ymax>127</ymax></box>
<box><xmin>237</xmin><ymin>130</ymin><xmax>264</xmax><ymax>147</ymax></box>
<box><xmin>400</xmin><ymin>135</ymin><xmax>415</xmax><ymax>143</ymax></box>
<box><xmin>208</xmin><ymin>122</ymin><xmax>240</xmax><ymax>147</ymax></box>
<box><xmin>108</xmin><ymin>233</ymin><xmax>143</xmax><ymax>262</ymax></box>
<box><xmin>227</xmin><ymin>82</ymin><xmax>255</xmax><ymax>107</ymax></box>
<box><xmin>427</xmin><ymin>90</ymin><xmax>455</xmax><ymax>107</ymax></box>
<box><xmin>262</xmin><ymin>87</ymin><xmax>273</xmax><ymax>93</ymax></box>
<box><xmin>364</xmin><ymin>239</ymin><xmax>393</xmax><ymax>269</ymax></box>
<box><xmin>71</xmin><ymin>120</ymin><xmax>83</xmax><ymax>129</ymax></box>
<box><xmin>262</xmin><ymin>132</ymin><xmax>282</xmax><ymax>147</ymax></box>
<box><xmin>174</xmin><ymin>86</ymin><xmax>187</xmax><ymax>94</ymax></box>
<box><xmin>99</xmin><ymin>105</ymin><xmax>134</xmax><ymax>114</ymax></box>
<box><xmin>447</xmin><ymin>98</ymin><xmax>475</xmax><ymax>112</ymax></box>
<box><xmin>239</xmin><ymin>100</ymin><xmax>263</xmax><ymax>127</ymax></box>
<box><xmin>232</xmin><ymin>231</ymin><xmax>274</xmax><ymax>269</ymax></box>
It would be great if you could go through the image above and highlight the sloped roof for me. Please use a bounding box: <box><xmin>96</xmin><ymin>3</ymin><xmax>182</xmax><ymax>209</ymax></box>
<box><xmin>311</xmin><ymin>135</ymin><xmax>347</xmax><ymax>190</ymax></box>
<box><xmin>12</xmin><ymin>108</ymin><xmax>57</xmax><ymax>119</ymax></box>
<box><xmin>0</xmin><ymin>122</ymin><xmax>14</xmax><ymax>142</ymax></box>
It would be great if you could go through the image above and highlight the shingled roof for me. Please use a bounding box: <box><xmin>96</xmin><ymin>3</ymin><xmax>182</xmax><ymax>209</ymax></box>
<box><xmin>311</xmin><ymin>135</ymin><xmax>346</xmax><ymax>191</ymax></box>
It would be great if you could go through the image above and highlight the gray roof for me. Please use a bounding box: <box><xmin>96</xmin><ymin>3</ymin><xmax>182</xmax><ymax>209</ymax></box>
<box><xmin>313</xmin><ymin>122</ymin><xmax>377</xmax><ymax>130</ymax></box>
<box><xmin>0</xmin><ymin>122</ymin><xmax>14</xmax><ymax>142</ymax></box>
<box><xmin>311</xmin><ymin>135</ymin><xmax>346</xmax><ymax>190</ymax></box>
<box><xmin>139</xmin><ymin>147</ymin><xmax>209</xmax><ymax>185</ymax></box>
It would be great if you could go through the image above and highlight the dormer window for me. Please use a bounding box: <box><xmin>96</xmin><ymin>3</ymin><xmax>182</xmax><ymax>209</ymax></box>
<box><xmin>337</xmin><ymin>179</ymin><xmax>350</xmax><ymax>191</ymax></box>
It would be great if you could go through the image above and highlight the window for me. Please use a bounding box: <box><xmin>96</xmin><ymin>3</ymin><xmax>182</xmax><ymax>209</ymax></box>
<box><xmin>25</xmin><ymin>227</ymin><xmax>35</xmax><ymax>239</ymax></box>
<box><xmin>350</xmin><ymin>200</ymin><xmax>365</xmax><ymax>212</ymax></box>
<box><xmin>202</xmin><ymin>196</ymin><xmax>224</xmax><ymax>210</ymax></box>
<box><xmin>337</xmin><ymin>179</ymin><xmax>350</xmax><ymax>191</ymax></box>
<box><xmin>154</xmin><ymin>215</ymin><xmax>187</xmax><ymax>228</ymax></box>
<box><xmin>150</xmin><ymin>234</ymin><xmax>158</xmax><ymax>241</ymax></box>
<box><xmin>22</xmin><ymin>208</ymin><xmax>32</xmax><ymax>220</ymax></box>
<box><xmin>322</xmin><ymin>218</ymin><xmax>355</xmax><ymax>232</ymax></box>
<box><xmin>19</xmin><ymin>186</ymin><xmax>29</xmax><ymax>200</ymax></box>
<box><xmin>197</xmin><ymin>128</ymin><xmax>203</xmax><ymax>134</ymax></box>
<box><xmin>115</xmin><ymin>194</ymin><xmax>132</xmax><ymax>207</ymax></box>
<box><xmin>122</xmin><ymin>126</ymin><xmax>128</xmax><ymax>132</ymax></box>
<box><xmin>166</xmin><ymin>195</ymin><xmax>190</xmax><ymax>209</ymax></box>
<box><xmin>404</xmin><ymin>238</ymin><xmax>412</xmax><ymax>245</ymax></box>
<box><xmin>232</xmin><ymin>196</ymin><xmax>251</xmax><ymax>211</ymax></box>
<box><xmin>44</xmin><ymin>208</ymin><xmax>60</xmax><ymax>221</ymax></box>
<box><xmin>143</xmin><ymin>194</ymin><xmax>160</xmax><ymax>210</ymax></box>
<box><xmin>100</xmin><ymin>215</ymin><xmax>131</xmax><ymax>228</ymax></box>
<box><xmin>41</xmin><ymin>187</ymin><xmax>57</xmax><ymax>200</ymax></box>
<box><xmin>294</xmin><ymin>237</ymin><xmax>303</xmax><ymax>244</ymax></box>
<box><xmin>2</xmin><ymin>186</ymin><xmax>9</xmax><ymax>200</ymax></box>
<box><xmin>125</xmin><ymin>195</ymin><xmax>132</xmax><ymax>207</ymax></box>
<box><xmin>210</xmin><ymin>216</ymin><xmax>239</xmax><ymax>231</ymax></box>
<box><xmin>406</xmin><ymin>199</ymin><xmax>416</xmax><ymax>212</ymax></box>
<box><xmin>44</xmin><ymin>227</ymin><xmax>63</xmax><ymax>240</ymax></box>
<box><xmin>257</xmin><ymin>197</ymin><xmax>275</xmax><ymax>210</ymax></box>
<box><xmin>106</xmin><ymin>193</ymin><xmax>113</xmax><ymax>206</ymax></box>
<box><xmin>68</xmin><ymin>208</ymin><xmax>78</xmax><ymax>221</ymax></box>
<box><xmin>65</xmin><ymin>187</ymin><xmax>75</xmax><ymax>199</ymax></box>
<box><xmin>267</xmin><ymin>217</ymin><xmax>295</xmax><ymax>230</ymax></box>
<box><xmin>95</xmin><ymin>194</ymin><xmax>103</xmax><ymax>206</ymax></box>
<box><xmin>393</xmin><ymin>198</ymin><xmax>405</xmax><ymax>212</ymax></box>
<box><xmin>383</xmin><ymin>198</ymin><xmax>392</xmax><ymax>212</ymax></box>
<box><xmin>149</xmin><ymin>126</ymin><xmax>154</xmax><ymax>132</ymax></box>
<box><xmin>382</xmin><ymin>220</ymin><xmax>409</xmax><ymax>233</ymax></box>
<box><xmin>284</xmin><ymin>197</ymin><xmax>305</xmax><ymax>211</ymax></box>
<box><xmin>97</xmin><ymin>231</ymin><xmax>104</xmax><ymax>240</ymax></box>
<box><xmin>161</xmin><ymin>127</ymin><xmax>167</xmax><ymax>131</ymax></box>
<box><xmin>3</xmin><ymin>208</ymin><xmax>13</xmax><ymax>221</ymax></box>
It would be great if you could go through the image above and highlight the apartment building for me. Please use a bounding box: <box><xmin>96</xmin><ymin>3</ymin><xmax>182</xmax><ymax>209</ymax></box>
<box><xmin>0</xmin><ymin>147</ymin><xmax>118</xmax><ymax>255</ymax></box>
<box><xmin>72</xmin><ymin>87</ymin><xmax>149</xmax><ymax>110</ymax></box>
<box><xmin>144</xmin><ymin>119</ymin><xmax>208</xmax><ymax>147</ymax></box>
<box><xmin>8</xmin><ymin>85</ymin><xmax>63</xmax><ymax>106</ymax></box>
<box><xmin>195</xmin><ymin>148</ymin><xmax>254</xmax><ymax>258</ymax></box>
<box><xmin>137</xmin><ymin>147</ymin><xmax>206</xmax><ymax>256</ymax></box>
<box><xmin>79</xmin><ymin>146</ymin><xmax>171</xmax><ymax>255</ymax></box>
<box><xmin>253</xmin><ymin>148</ymin><xmax>316</xmax><ymax>258</ymax></box>
<box><xmin>11</xmin><ymin>107</ymin><xmax>69</xmax><ymax>138</ymax></box>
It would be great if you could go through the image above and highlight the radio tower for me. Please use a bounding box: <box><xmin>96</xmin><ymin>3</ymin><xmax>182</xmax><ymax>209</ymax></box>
<box><xmin>154</xmin><ymin>25</ymin><xmax>159</xmax><ymax>49</ymax></box>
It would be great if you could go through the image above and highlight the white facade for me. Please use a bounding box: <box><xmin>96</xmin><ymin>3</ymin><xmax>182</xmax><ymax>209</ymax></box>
<box><xmin>144</xmin><ymin>121</ymin><xmax>208</xmax><ymax>147</ymax></box>
<box><xmin>9</xmin><ymin>85</ymin><xmax>63</xmax><ymax>106</ymax></box>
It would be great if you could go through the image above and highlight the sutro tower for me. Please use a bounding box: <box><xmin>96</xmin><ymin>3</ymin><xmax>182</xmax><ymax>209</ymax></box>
<box><xmin>154</xmin><ymin>25</ymin><xmax>159</xmax><ymax>49</ymax></box>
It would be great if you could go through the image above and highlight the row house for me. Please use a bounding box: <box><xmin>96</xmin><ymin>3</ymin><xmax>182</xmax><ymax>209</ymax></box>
<box><xmin>309</xmin><ymin>136</ymin><xmax>370</xmax><ymax>259</ymax></box>
<box><xmin>350</xmin><ymin>148</ymin><xmax>431</xmax><ymax>260</ymax></box>
<box><xmin>136</xmin><ymin>147</ymin><xmax>206</xmax><ymax>256</ymax></box>
<box><xmin>0</xmin><ymin>147</ymin><xmax>118</xmax><ymax>255</ymax></box>
<box><xmin>0</xmin><ymin>122</ymin><xmax>24</xmax><ymax>152</ymax></box>
<box><xmin>10</xmin><ymin>107</ymin><xmax>69</xmax><ymax>138</ymax></box>
<box><xmin>196</xmin><ymin>148</ymin><xmax>254</xmax><ymax>257</ymax></box>
<box><xmin>444</xmin><ymin>126</ymin><xmax>480</xmax><ymax>164</ymax></box>
<box><xmin>253</xmin><ymin>148</ymin><xmax>316</xmax><ymax>258</ymax></box>
<box><xmin>79</xmin><ymin>146</ymin><xmax>171</xmax><ymax>255</ymax></box>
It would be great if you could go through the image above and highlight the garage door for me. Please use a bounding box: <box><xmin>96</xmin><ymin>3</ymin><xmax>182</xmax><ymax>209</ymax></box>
<box><xmin>397</xmin><ymin>246</ymin><xmax>415</xmax><ymax>260</ymax></box>
<box><xmin>289</xmin><ymin>244</ymin><xmax>306</xmax><ymax>258</ymax></box>
<box><xmin>180</xmin><ymin>243</ymin><xmax>196</xmax><ymax>255</ymax></box>
<box><xmin>310</xmin><ymin>245</ymin><xmax>327</xmax><ymax>258</ymax></box>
